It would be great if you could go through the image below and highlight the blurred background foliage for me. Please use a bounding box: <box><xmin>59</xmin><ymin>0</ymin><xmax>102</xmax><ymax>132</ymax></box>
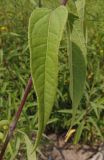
<box><xmin>0</xmin><ymin>0</ymin><xmax>104</xmax><ymax>159</ymax></box>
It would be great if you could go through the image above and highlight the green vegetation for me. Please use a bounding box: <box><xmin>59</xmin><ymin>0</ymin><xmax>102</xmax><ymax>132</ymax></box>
<box><xmin>0</xmin><ymin>0</ymin><xmax>104</xmax><ymax>159</ymax></box>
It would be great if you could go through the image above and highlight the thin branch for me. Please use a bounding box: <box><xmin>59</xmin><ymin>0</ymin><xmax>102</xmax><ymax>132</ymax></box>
<box><xmin>0</xmin><ymin>76</ymin><xmax>32</xmax><ymax>160</ymax></box>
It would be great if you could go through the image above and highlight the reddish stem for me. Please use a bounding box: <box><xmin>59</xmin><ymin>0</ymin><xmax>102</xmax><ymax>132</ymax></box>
<box><xmin>0</xmin><ymin>77</ymin><xmax>32</xmax><ymax>160</ymax></box>
<box><xmin>61</xmin><ymin>0</ymin><xmax>68</xmax><ymax>5</ymax></box>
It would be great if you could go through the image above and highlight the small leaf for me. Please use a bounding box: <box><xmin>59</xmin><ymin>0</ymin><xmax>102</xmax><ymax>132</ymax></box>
<box><xmin>28</xmin><ymin>6</ymin><xmax>68</xmax><ymax>149</ymax></box>
<box><xmin>0</xmin><ymin>132</ymin><xmax>4</xmax><ymax>140</ymax></box>
<box><xmin>74</xmin><ymin>0</ymin><xmax>87</xmax><ymax>40</ymax></box>
<box><xmin>74</xmin><ymin>121</ymin><xmax>85</xmax><ymax>144</ymax></box>
<box><xmin>88</xmin><ymin>117</ymin><xmax>104</xmax><ymax>140</ymax></box>
<box><xmin>74</xmin><ymin>0</ymin><xmax>85</xmax><ymax>22</ymax></box>
<box><xmin>65</xmin><ymin>129</ymin><xmax>76</xmax><ymax>142</ymax></box>
<box><xmin>58</xmin><ymin>109</ymin><xmax>72</xmax><ymax>114</ymax></box>
<box><xmin>24</xmin><ymin>134</ymin><xmax>37</xmax><ymax>160</ymax></box>
<box><xmin>0</xmin><ymin>120</ymin><xmax>9</xmax><ymax>127</ymax></box>
<box><xmin>10</xmin><ymin>138</ymin><xmax>20</xmax><ymax>160</ymax></box>
<box><xmin>91</xmin><ymin>102</ymin><xmax>100</xmax><ymax>119</ymax></box>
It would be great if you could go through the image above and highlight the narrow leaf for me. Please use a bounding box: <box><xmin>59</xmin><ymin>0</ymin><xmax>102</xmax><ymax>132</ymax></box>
<box><xmin>28</xmin><ymin>6</ymin><xmax>68</xmax><ymax>149</ymax></box>
<box><xmin>74</xmin><ymin>0</ymin><xmax>85</xmax><ymax>22</ymax></box>
<box><xmin>67</xmin><ymin>13</ymin><xmax>87</xmax><ymax>127</ymax></box>
<box><xmin>74</xmin><ymin>121</ymin><xmax>85</xmax><ymax>144</ymax></box>
<box><xmin>65</xmin><ymin>129</ymin><xmax>76</xmax><ymax>142</ymax></box>
<box><xmin>91</xmin><ymin>102</ymin><xmax>100</xmax><ymax>119</ymax></box>
<box><xmin>24</xmin><ymin>134</ymin><xmax>37</xmax><ymax>160</ymax></box>
<box><xmin>0</xmin><ymin>132</ymin><xmax>4</xmax><ymax>140</ymax></box>
<box><xmin>74</xmin><ymin>0</ymin><xmax>87</xmax><ymax>39</ymax></box>
<box><xmin>89</xmin><ymin>117</ymin><xmax>104</xmax><ymax>140</ymax></box>
<box><xmin>10</xmin><ymin>138</ymin><xmax>20</xmax><ymax>160</ymax></box>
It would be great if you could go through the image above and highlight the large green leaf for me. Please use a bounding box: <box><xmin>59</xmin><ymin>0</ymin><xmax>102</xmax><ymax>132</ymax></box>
<box><xmin>67</xmin><ymin>13</ymin><xmax>87</xmax><ymax>127</ymax></box>
<box><xmin>28</xmin><ymin>6</ymin><xmax>68</xmax><ymax>149</ymax></box>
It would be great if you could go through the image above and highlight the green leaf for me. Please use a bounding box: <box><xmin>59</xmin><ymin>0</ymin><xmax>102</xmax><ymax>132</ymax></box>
<box><xmin>74</xmin><ymin>121</ymin><xmax>85</xmax><ymax>144</ymax></box>
<box><xmin>28</xmin><ymin>6</ymin><xmax>68</xmax><ymax>149</ymax></box>
<box><xmin>74</xmin><ymin>0</ymin><xmax>87</xmax><ymax>40</ymax></box>
<box><xmin>67</xmin><ymin>13</ymin><xmax>87</xmax><ymax>127</ymax></box>
<box><xmin>74</xmin><ymin>0</ymin><xmax>85</xmax><ymax>22</ymax></box>
<box><xmin>0</xmin><ymin>120</ymin><xmax>9</xmax><ymax>127</ymax></box>
<box><xmin>0</xmin><ymin>132</ymin><xmax>4</xmax><ymax>140</ymax></box>
<box><xmin>90</xmin><ymin>102</ymin><xmax>100</xmax><ymax>119</ymax></box>
<box><xmin>24</xmin><ymin>134</ymin><xmax>37</xmax><ymax>160</ymax></box>
<box><xmin>10</xmin><ymin>138</ymin><xmax>20</xmax><ymax>160</ymax></box>
<box><xmin>88</xmin><ymin>117</ymin><xmax>104</xmax><ymax>140</ymax></box>
<box><xmin>58</xmin><ymin>109</ymin><xmax>72</xmax><ymax>114</ymax></box>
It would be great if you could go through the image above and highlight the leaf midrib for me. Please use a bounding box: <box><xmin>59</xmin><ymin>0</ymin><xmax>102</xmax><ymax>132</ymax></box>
<box><xmin>44</xmin><ymin>10</ymin><xmax>54</xmax><ymax>126</ymax></box>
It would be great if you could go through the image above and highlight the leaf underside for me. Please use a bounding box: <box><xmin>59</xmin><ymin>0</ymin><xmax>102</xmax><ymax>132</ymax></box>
<box><xmin>68</xmin><ymin>13</ymin><xmax>87</xmax><ymax>127</ymax></box>
<box><xmin>28</xmin><ymin>6</ymin><xmax>68</xmax><ymax>149</ymax></box>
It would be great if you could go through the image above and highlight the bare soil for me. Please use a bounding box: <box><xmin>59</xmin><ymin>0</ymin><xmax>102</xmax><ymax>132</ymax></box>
<box><xmin>0</xmin><ymin>133</ymin><xmax>103</xmax><ymax>160</ymax></box>
<box><xmin>38</xmin><ymin>134</ymin><xmax>102</xmax><ymax>160</ymax></box>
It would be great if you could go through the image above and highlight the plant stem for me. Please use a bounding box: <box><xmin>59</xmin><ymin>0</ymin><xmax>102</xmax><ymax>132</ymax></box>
<box><xmin>39</xmin><ymin>0</ymin><xmax>42</xmax><ymax>7</ymax></box>
<box><xmin>0</xmin><ymin>76</ymin><xmax>32</xmax><ymax>160</ymax></box>
<box><xmin>61</xmin><ymin>0</ymin><xmax>68</xmax><ymax>5</ymax></box>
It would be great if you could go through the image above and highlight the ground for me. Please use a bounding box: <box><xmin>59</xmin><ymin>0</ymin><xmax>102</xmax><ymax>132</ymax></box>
<box><xmin>37</xmin><ymin>133</ymin><xmax>102</xmax><ymax>160</ymax></box>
